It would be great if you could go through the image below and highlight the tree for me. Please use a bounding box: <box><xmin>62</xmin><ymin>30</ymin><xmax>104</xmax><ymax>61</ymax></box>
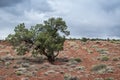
<box><xmin>6</xmin><ymin>17</ymin><xmax>70</xmax><ymax>63</ymax></box>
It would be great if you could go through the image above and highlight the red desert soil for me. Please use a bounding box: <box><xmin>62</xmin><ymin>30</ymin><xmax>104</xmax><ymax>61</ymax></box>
<box><xmin>0</xmin><ymin>40</ymin><xmax>120</xmax><ymax>80</ymax></box>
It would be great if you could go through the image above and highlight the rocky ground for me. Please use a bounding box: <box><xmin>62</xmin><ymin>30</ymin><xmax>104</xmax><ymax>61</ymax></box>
<box><xmin>0</xmin><ymin>40</ymin><xmax>120</xmax><ymax>80</ymax></box>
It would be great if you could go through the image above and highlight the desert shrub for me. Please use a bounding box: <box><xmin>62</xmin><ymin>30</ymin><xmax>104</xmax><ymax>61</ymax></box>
<box><xmin>101</xmin><ymin>56</ymin><xmax>109</xmax><ymax>61</ymax></box>
<box><xmin>112</xmin><ymin>57</ymin><xmax>119</xmax><ymax>61</ymax></box>
<box><xmin>91</xmin><ymin>64</ymin><xmax>107</xmax><ymax>71</ymax></box>
<box><xmin>96</xmin><ymin>48</ymin><xmax>108</xmax><ymax>54</ymax></box>
<box><xmin>64</xmin><ymin>74</ymin><xmax>79</xmax><ymax>80</ymax></box>
<box><xmin>74</xmin><ymin>57</ymin><xmax>82</xmax><ymax>62</ymax></box>
<box><xmin>94</xmin><ymin>78</ymin><xmax>104</xmax><ymax>80</ymax></box>
<box><xmin>104</xmin><ymin>77</ymin><xmax>114</xmax><ymax>80</ymax></box>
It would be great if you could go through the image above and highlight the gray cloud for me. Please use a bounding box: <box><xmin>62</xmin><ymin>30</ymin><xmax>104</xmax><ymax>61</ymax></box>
<box><xmin>0</xmin><ymin>0</ymin><xmax>24</xmax><ymax>7</ymax></box>
<box><xmin>48</xmin><ymin>0</ymin><xmax>120</xmax><ymax>38</ymax></box>
<box><xmin>0</xmin><ymin>0</ymin><xmax>120</xmax><ymax>39</ymax></box>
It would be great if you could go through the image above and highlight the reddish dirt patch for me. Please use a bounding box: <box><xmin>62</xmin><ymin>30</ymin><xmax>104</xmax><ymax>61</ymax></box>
<box><xmin>0</xmin><ymin>40</ymin><xmax>120</xmax><ymax>80</ymax></box>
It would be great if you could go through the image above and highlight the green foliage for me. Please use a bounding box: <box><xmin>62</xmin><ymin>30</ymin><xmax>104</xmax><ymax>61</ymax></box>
<box><xmin>112</xmin><ymin>57</ymin><xmax>119</xmax><ymax>61</ymax></box>
<box><xmin>91</xmin><ymin>64</ymin><xmax>107</xmax><ymax>71</ymax></box>
<box><xmin>64</xmin><ymin>74</ymin><xmax>79</xmax><ymax>80</ymax></box>
<box><xmin>81</xmin><ymin>37</ymin><xmax>89</xmax><ymax>42</ymax></box>
<box><xmin>96</xmin><ymin>48</ymin><xmax>108</xmax><ymax>54</ymax></box>
<box><xmin>104</xmin><ymin>77</ymin><xmax>114</xmax><ymax>80</ymax></box>
<box><xmin>74</xmin><ymin>57</ymin><xmax>82</xmax><ymax>62</ymax></box>
<box><xmin>101</xmin><ymin>56</ymin><xmax>109</xmax><ymax>61</ymax></box>
<box><xmin>6</xmin><ymin>17</ymin><xmax>70</xmax><ymax>63</ymax></box>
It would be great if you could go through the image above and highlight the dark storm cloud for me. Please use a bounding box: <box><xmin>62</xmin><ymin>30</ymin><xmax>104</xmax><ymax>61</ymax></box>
<box><xmin>99</xmin><ymin>0</ymin><xmax>120</xmax><ymax>13</ymax></box>
<box><xmin>0</xmin><ymin>0</ymin><xmax>24</xmax><ymax>7</ymax></box>
<box><xmin>0</xmin><ymin>0</ymin><xmax>120</xmax><ymax>39</ymax></box>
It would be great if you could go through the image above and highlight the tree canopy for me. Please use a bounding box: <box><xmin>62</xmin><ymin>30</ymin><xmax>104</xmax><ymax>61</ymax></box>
<box><xmin>6</xmin><ymin>17</ymin><xmax>70</xmax><ymax>63</ymax></box>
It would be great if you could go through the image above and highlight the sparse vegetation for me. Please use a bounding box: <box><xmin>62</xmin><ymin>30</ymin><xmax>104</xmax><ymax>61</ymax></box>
<box><xmin>104</xmin><ymin>77</ymin><xmax>114</xmax><ymax>80</ymax></box>
<box><xmin>0</xmin><ymin>34</ymin><xmax>120</xmax><ymax>80</ymax></box>
<box><xmin>64</xmin><ymin>74</ymin><xmax>79</xmax><ymax>80</ymax></box>
<box><xmin>112</xmin><ymin>57</ymin><xmax>119</xmax><ymax>61</ymax></box>
<box><xmin>96</xmin><ymin>48</ymin><xmax>109</xmax><ymax>54</ymax></box>
<box><xmin>74</xmin><ymin>57</ymin><xmax>82</xmax><ymax>62</ymax></box>
<box><xmin>101</xmin><ymin>56</ymin><xmax>109</xmax><ymax>61</ymax></box>
<box><xmin>91</xmin><ymin>64</ymin><xmax>107</xmax><ymax>71</ymax></box>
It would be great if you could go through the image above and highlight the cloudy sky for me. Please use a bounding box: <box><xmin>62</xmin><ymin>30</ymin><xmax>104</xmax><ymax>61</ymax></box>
<box><xmin>0</xmin><ymin>0</ymin><xmax>120</xmax><ymax>39</ymax></box>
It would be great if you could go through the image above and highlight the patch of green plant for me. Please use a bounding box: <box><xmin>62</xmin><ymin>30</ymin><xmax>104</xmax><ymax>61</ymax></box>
<box><xmin>91</xmin><ymin>64</ymin><xmax>107</xmax><ymax>71</ymax></box>
<box><xmin>64</xmin><ymin>73</ymin><xmax>79</xmax><ymax>80</ymax></box>
<box><xmin>96</xmin><ymin>48</ymin><xmax>108</xmax><ymax>54</ymax></box>
<box><xmin>101</xmin><ymin>56</ymin><xmax>109</xmax><ymax>61</ymax></box>
<box><xmin>15</xmin><ymin>71</ymin><xmax>23</xmax><ymax>76</ymax></box>
<box><xmin>112</xmin><ymin>57</ymin><xmax>119</xmax><ymax>61</ymax></box>
<box><xmin>74</xmin><ymin>57</ymin><xmax>82</xmax><ymax>62</ymax></box>
<box><xmin>104</xmin><ymin>77</ymin><xmax>114</xmax><ymax>80</ymax></box>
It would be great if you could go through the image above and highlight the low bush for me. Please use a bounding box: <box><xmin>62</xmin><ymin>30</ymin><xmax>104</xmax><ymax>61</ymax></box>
<box><xmin>104</xmin><ymin>77</ymin><xmax>114</xmax><ymax>80</ymax></box>
<box><xmin>101</xmin><ymin>56</ymin><xmax>109</xmax><ymax>61</ymax></box>
<box><xmin>112</xmin><ymin>57</ymin><xmax>119</xmax><ymax>61</ymax></box>
<box><xmin>91</xmin><ymin>64</ymin><xmax>107</xmax><ymax>71</ymax></box>
<box><xmin>64</xmin><ymin>74</ymin><xmax>79</xmax><ymax>80</ymax></box>
<box><xmin>74</xmin><ymin>58</ymin><xmax>82</xmax><ymax>62</ymax></box>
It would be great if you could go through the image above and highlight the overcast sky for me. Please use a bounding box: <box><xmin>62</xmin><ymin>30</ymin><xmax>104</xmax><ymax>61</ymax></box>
<box><xmin>0</xmin><ymin>0</ymin><xmax>120</xmax><ymax>39</ymax></box>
